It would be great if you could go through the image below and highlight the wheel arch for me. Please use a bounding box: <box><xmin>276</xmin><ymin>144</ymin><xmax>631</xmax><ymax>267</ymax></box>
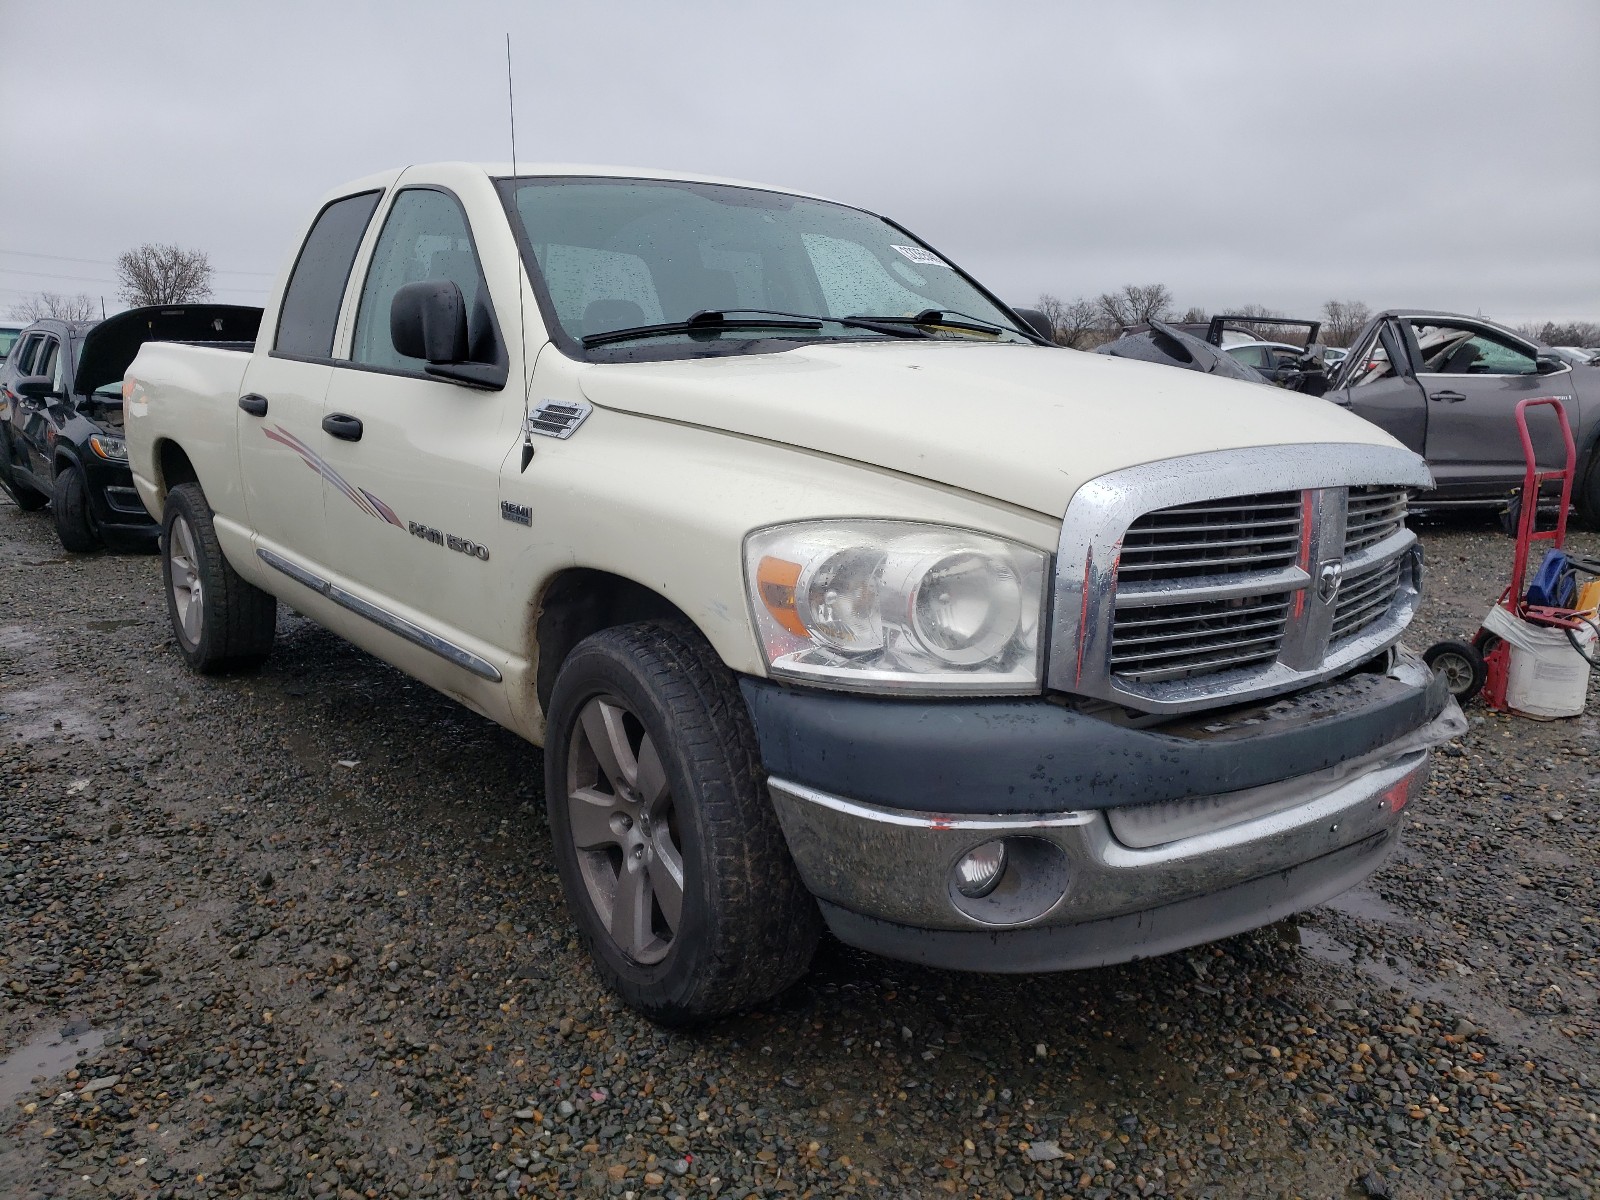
<box><xmin>532</xmin><ymin>568</ymin><xmax>703</xmax><ymax>714</ymax></box>
<box><xmin>52</xmin><ymin>445</ymin><xmax>85</xmax><ymax>478</ymax></box>
<box><xmin>153</xmin><ymin>437</ymin><xmax>199</xmax><ymax>500</ymax></box>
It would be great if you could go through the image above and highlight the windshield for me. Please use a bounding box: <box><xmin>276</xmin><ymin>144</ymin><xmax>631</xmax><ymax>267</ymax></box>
<box><xmin>498</xmin><ymin>177</ymin><xmax>1028</xmax><ymax>357</ymax></box>
<box><xmin>0</xmin><ymin>329</ymin><xmax>21</xmax><ymax>360</ymax></box>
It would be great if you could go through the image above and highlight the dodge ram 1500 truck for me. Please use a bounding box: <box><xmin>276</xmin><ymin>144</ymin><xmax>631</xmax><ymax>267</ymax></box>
<box><xmin>123</xmin><ymin>162</ymin><xmax>1463</xmax><ymax>1023</ymax></box>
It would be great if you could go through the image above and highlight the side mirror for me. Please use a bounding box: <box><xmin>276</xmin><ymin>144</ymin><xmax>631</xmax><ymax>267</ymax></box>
<box><xmin>1536</xmin><ymin>354</ymin><xmax>1568</xmax><ymax>375</ymax></box>
<box><xmin>13</xmin><ymin>375</ymin><xmax>54</xmax><ymax>400</ymax></box>
<box><xmin>391</xmin><ymin>280</ymin><xmax>468</xmax><ymax>364</ymax></box>
<box><xmin>1012</xmin><ymin>307</ymin><xmax>1055</xmax><ymax>343</ymax></box>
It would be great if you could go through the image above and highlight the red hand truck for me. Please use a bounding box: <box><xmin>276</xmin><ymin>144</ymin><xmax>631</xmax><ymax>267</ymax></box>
<box><xmin>1422</xmin><ymin>397</ymin><xmax>1592</xmax><ymax>707</ymax></box>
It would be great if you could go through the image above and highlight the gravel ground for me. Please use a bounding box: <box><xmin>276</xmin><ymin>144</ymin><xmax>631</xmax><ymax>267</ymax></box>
<box><xmin>1</xmin><ymin>499</ymin><xmax>1596</xmax><ymax>1199</ymax></box>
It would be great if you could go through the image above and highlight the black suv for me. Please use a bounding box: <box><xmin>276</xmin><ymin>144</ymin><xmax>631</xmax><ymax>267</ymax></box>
<box><xmin>0</xmin><ymin>305</ymin><xmax>260</xmax><ymax>550</ymax></box>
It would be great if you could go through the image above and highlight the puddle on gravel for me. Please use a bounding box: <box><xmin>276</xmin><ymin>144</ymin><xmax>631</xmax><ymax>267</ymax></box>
<box><xmin>1297</xmin><ymin>899</ymin><xmax>1561</xmax><ymax>1057</ymax></box>
<box><xmin>0</xmin><ymin>623</ymin><xmax>40</xmax><ymax>651</ymax></box>
<box><xmin>0</xmin><ymin>1017</ymin><xmax>107</xmax><ymax>1108</ymax></box>
<box><xmin>84</xmin><ymin>618</ymin><xmax>142</xmax><ymax>634</ymax></box>
<box><xmin>1</xmin><ymin>677</ymin><xmax>100</xmax><ymax>741</ymax></box>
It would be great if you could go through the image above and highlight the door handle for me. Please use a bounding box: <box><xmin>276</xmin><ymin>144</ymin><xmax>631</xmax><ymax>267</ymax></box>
<box><xmin>238</xmin><ymin>393</ymin><xmax>269</xmax><ymax>417</ymax></box>
<box><xmin>322</xmin><ymin>413</ymin><xmax>364</xmax><ymax>441</ymax></box>
<box><xmin>1430</xmin><ymin>390</ymin><xmax>1467</xmax><ymax>403</ymax></box>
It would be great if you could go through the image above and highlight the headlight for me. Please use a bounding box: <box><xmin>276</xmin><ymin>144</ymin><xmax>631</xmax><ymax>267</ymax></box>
<box><xmin>744</xmin><ymin>521</ymin><xmax>1047</xmax><ymax>694</ymax></box>
<box><xmin>89</xmin><ymin>434</ymin><xmax>127</xmax><ymax>461</ymax></box>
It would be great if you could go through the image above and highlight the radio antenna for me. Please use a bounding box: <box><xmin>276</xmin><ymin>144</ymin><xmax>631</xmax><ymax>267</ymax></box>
<box><xmin>508</xmin><ymin>33</ymin><xmax>535</xmax><ymax>472</ymax></box>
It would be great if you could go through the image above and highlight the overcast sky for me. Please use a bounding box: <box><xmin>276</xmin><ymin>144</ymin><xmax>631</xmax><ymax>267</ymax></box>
<box><xmin>2</xmin><ymin>0</ymin><xmax>1596</xmax><ymax>326</ymax></box>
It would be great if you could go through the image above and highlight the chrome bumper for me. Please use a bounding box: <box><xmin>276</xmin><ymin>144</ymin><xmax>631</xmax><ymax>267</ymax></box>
<box><xmin>767</xmin><ymin>700</ymin><xmax>1464</xmax><ymax>939</ymax></box>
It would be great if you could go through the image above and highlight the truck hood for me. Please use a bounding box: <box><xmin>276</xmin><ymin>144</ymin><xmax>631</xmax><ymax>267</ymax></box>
<box><xmin>578</xmin><ymin>341</ymin><xmax>1415</xmax><ymax>517</ymax></box>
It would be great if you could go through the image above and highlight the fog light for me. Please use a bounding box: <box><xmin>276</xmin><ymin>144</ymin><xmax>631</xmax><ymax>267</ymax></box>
<box><xmin>953</xmin><ymin>840</ymin><xmax>1007</xmax><ymax>898</ymax></box>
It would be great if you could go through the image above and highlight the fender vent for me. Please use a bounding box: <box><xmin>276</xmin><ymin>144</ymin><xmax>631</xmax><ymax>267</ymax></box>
<box><xmin>526</xmin><ymin>399</ymin><xmax>592</xmax><ymax>440</ymax></box>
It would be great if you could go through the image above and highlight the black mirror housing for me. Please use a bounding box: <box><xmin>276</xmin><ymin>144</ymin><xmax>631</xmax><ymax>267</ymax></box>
<box><xmin>1012</xmin><ymin>307</ymin><xmax>1055</xmax><ymax>343</ymax></box>
<box><xmin>13</xmin><ymin>374</ymin><xmax>54</xmax><ymax>400</ymax></box>
<box><xmin>391</xmin><ymin>280</ymin><xmax>469</xmax><ymax>364</ymax></box>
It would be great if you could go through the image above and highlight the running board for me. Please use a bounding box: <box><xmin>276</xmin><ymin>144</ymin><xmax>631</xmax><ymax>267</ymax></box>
<box><xmin>255</xmin><ymin>548</ymin><xmax>502</xmax><ymax>682</ymax></box>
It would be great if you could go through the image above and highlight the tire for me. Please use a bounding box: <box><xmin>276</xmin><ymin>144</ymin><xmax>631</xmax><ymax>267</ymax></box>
<box><xmin>161</xmin><ymin>481</ymin><xmax>277</xmax><ymax>674</ymax></box>
<box><xmin>51</xmin><ymin>463</ymin><xmax>99</xmax><ymax>552</ymax></box>
<box><xmin>544</xmin><ymin>621</ymin><xmax>820</xmax><ymax>1025</ymax></box>
<box><xmin>0</xmin><ymin>429</ymin><xmax>49</xmax><ymax>511</ymax></box>
<box><xmin>1424</xmin><ymin>639</ymin><xmax>1486</xmax><ymax>704</ymax></box>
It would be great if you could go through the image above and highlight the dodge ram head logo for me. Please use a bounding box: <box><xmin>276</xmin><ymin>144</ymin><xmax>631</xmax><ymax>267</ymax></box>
<box><xmin>1317</xmin><ymin>560</ymin><xmax>1344</xmax><ymax>603</ymax></box>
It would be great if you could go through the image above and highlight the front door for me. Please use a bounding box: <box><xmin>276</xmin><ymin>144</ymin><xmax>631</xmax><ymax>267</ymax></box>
<box><xmin>20</xmin><ymin>333</ymin><xmax>66</xmax><ymax>481</ymax></box>
<box><xmin>1406</xmin><ymin>317</ymin><xmax>1574</xmax><ymax>496</ymax></box>
<box><xmin>1333</xmin><ymin>319</ymin><xmax>1428</xmax><ymax>454</ymax></box>
<box><xmin>318</xmin><ymin>185</ymin><xmax>520</xmax><ymax>675</ymax></box>
<box><xmin>1</xmin><ymin>334</ymin><xmax>43</xmax><ymax>482</ymax></box>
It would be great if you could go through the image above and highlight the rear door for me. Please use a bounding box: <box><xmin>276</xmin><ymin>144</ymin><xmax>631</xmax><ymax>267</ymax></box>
<box><xmin>236</xmin><ymin>190</ymin><xmax>382</xmax><ymax>570</ymax></box>
<box><xmin>1330</xmin><ymin>317</ymin><xmax>1428</xmax><ymax>453</ymax></box>
<box><xmin>1406</xmin><ymin>316</ymin><xmax>1574</xmax><ymax>495</ymax></box>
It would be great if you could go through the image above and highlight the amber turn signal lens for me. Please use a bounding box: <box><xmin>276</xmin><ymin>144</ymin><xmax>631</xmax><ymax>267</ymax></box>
<box><xmin>756</xmin><ymin>556</ymin><xmax>808</xmax><ymax>638</ymax></box>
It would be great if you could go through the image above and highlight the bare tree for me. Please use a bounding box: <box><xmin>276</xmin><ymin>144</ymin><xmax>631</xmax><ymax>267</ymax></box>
<box><xmin>1224</xmin><ymin>302</ymin><xmax>1284</xmax><ymax>320</ymax></box>
<box><xmin>1321</xmin><ymin>300</ymin><xmax>1372</xmax><ymax>347</ymax></box>
<box><xmin>1035</xmin><ymin>293</ymin><xmax>1102</xmax><ymax>349</ymax></box>
<box><xmin>1522</xmin><ymin>320</ymin><xmax>1600</xmax><ymax>347</ymax></box>
<box><xmin>1177</xmin><ymin>306</ymin><xmax>1208</xmax><ymax>324</ymax></box>
<box><xmin>10</xmin><ymin>291</ymin><xmax>100</xmax><ymax>322</ymax></box>
<box><xmin>1095</xmin><ymin>283</ymin><xmax>1174</xmax><ymax>330</ymax></box>
<box><xmin>115</xmin><ymin>243</ymin><xmax>214</xmax><ymax>306</ymax></box>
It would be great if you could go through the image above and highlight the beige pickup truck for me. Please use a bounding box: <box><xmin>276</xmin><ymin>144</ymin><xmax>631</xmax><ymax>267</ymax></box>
<box><xmin>123</xmin><ymin>162</ymin><xmax>1462</xmax><ymax>1022</ymax></box>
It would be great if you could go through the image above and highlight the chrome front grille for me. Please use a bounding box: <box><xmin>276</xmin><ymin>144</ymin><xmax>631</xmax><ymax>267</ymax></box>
<box><xmin>1345</xmin><ymin>487</ymin><xmax>1408</xmax><ymax>553</ymax></box>
<box><xmin>1118</xmin><ymin>492</ymin><xmax>1302</xmax><ymax>582</ymax></box>
<box><xmin>1110</xmin><ymin>593</ymin><xmax>1291</xmax><ymax>682</ymax></box>
<box><xmin>1333</xmin><ymin>558</ymin><xmax>1404</xmax><ymax>642</ymax></box>
<box><xmin>1048</xmin><ymin>444</ymin><xmax>1432</xmax><ymax>716</ymax></box>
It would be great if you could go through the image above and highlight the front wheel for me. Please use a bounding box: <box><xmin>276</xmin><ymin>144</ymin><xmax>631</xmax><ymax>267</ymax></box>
<box><xmin>544</xmin><ymin>622</ymin><xmax>820</xmax><ymax>1025</ymax></box>
<box><xmin>52</xmin><ymin>464</ymin><xmax>99</xmax><ymax>552</ymax></box>
<box><xmin>161</xmin><ymin>482</ymin><xmax>277</xmax><ymax>673</ymax></box>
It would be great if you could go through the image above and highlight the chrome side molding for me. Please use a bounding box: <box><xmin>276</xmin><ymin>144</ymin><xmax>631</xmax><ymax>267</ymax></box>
<box><xmin>255</xmin><ymin>548</ymin><xmax>503</xmax><ymax>682</ymax></box>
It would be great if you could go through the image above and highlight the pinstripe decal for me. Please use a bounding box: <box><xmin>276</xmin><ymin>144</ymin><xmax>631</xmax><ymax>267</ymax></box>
<box><xmin>262</xmin><ymin>425</ymin><xmax>404</xmax><ymax>527</ymax></box>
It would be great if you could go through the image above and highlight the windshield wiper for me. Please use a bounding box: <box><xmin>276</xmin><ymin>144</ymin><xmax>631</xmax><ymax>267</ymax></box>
<box><xmin>850</xmin><ymin>308</ymin><xmax>1027</xmax><ymax>338</ymax></box>
<box><xmin>582</xmin><ymin>309</ymin><xmax>823</xmax><ymax>349</ymax></box>
<box><xmin>716</xmin><ymin>308</ymin><xmax>938</xmax><ymax>339</ymax></box>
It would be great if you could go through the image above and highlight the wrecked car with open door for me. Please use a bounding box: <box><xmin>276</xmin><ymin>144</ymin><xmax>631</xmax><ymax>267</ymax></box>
<box><xmin>1325</xmin><ymin>310</ymin><xmax>1597</xmax><ymax>520</ymax></box>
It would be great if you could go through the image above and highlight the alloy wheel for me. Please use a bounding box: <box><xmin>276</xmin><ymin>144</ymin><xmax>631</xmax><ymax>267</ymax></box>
<box><xmin>168</xmin><ymin>516</ymin><xmax>204</xmax><ymax>647</ymax></box>
<box><xmin>565</xmin><ymin>695</ymin><xmax>684</xmax><ymax>964</ymax></box>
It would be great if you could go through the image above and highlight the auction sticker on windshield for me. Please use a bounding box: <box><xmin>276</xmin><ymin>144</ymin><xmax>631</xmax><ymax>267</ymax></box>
<box><xmin>891</xmin><ymin>245</ymin><xmax>949</xmax><ymax>267</ymax></box>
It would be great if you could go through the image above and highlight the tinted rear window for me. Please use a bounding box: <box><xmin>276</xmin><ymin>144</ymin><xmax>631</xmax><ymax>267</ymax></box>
<box><xmin>274</xmin><ymin>190</ymin><xmax>381</xmax><ymax>359</ymax></box>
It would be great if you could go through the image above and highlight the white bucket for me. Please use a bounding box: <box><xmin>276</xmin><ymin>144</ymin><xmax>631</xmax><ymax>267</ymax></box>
<box><xmin>1481</xmin><ymin>605</ymin><xmax>1596</xmax><ymax>719</ymax></box>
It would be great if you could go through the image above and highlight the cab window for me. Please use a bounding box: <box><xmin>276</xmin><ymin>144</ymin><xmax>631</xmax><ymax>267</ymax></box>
<box><xmin>1412</xmin><ymin>322</ymin><xmax>1534</xmax><ymax>376</ymax></box>
<box><xmin>34</xmin><ymin>338</ymin><xmax>61</xmax><ymax>393</ymax></box>
<box><xmin>13</xmin><ymin>334</ymin><xmax>43</xmax><ymax>376</ymax></box>
<box><xmin>274</xmin><ymin>190</ymin><xmax>382</xmax><ymax>359</ymax></box>
<box><xmin>349</xmin><ymin>188</ymin><xmax>498</xmax><ymax>373</ymax></box>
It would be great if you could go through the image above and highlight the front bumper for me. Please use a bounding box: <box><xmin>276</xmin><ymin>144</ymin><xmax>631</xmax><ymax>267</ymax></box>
<box><xmin>745</xmin><ymin>649</ymin><xmax>1464</xmax><ymax>971</ymax></box>
<box><xmin>83</xmin><ymin>455</ymin><xmax>157</xmax><ymax>535</ymax></box>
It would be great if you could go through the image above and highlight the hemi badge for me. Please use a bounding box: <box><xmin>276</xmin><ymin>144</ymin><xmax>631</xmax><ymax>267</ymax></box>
<box><xmin>500</xmin><ymin>500</ymin><xmax>532</xmax><ymax>526</ymax></box>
